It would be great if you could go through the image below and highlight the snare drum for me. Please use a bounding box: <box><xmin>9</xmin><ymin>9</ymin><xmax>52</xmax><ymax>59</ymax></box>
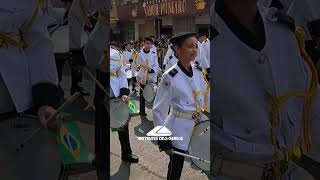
<box><xmin>109</xmin><ymin>98</ymin><xmax>129</xmax><ymax>129</ymax></box>
<box><xmin>0</xmin><ymin>115</ymin><xmax>61</xmax><ymax>180</ymax></box>
<box><xmin>188</xmin><ymin>119</ymin><xmax>210</xmax><ymax>172</ymax></box>
<box><xmin>143</xmin><ymin>83</ymin><xmax>158</xmax><ymax>103</ymax></box>
<box><xmin>126</xmin><ymin>69</ymin><xmax>132</xmax><ymax>79</ymax></box>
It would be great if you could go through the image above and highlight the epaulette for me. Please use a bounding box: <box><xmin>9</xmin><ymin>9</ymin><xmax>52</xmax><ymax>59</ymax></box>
<box><xmin>168</xmin><ymin>68</ymin><xmax>178</xmax><ymax>77</ymax></box>
<box><xmin>209</xmin><ymin>25</ymin><xmax>219</xmax><ymax>41</ymax></box>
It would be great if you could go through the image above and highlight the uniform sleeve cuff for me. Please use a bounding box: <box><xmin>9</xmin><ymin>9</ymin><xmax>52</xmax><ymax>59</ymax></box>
<box><xmin>158</xmin><ymin>140</ymin><xmax>172</xmax><ymax>151</ymax></box>
<box><xmin>120</xmin><ymin>88</ymin><xmax>130</xmax><ymax>96</ymax></box>
<box><xmin>32</xmin><ymin>83</ymin><xmax>61</xmax><ymax>110</ymax></box>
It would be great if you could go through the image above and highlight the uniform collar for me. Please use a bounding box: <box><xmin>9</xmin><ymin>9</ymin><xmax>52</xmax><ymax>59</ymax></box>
<box><xmin>143</xmin><ymin>49</ymin><xmax>150</xmax><ymax>53</ymax></box>
<box><xmin>215</xmin><ymin>0</ymin><xmax>266</xmax><ymax>51</ymax></box>
<box><xmin>177</xmin><ymin>61</ymin><xmax>193</xmax><ymax>77</ymax></box>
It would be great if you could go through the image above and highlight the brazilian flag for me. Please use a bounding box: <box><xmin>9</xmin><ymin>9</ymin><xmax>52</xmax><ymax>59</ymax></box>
<box><xmin>128</xmin><ymin>99</ymin><xmax>139</xmax><ymax>114</ymax></box>
<box><xmin>55</xmin><ymin>121</ymin><xmax>90</xmax><ymax>165</ymax></box>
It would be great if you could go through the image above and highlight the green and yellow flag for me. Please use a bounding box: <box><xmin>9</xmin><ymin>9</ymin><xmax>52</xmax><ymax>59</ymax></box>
<box><xmin>55</xmin><ymin>121</ymin><xmax>90</xmax><ymax>165</ymax></box>
<box><xmin>128</xmin><ymin>99</ymin><xmax>139</xmax><ymax>114</ymax></box>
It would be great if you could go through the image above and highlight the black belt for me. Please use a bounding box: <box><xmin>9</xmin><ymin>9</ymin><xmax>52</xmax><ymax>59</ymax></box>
<box><xmin>0</xmin><ymin>108</ymin><xmax>36</xmax><ymax>122</ymax></box>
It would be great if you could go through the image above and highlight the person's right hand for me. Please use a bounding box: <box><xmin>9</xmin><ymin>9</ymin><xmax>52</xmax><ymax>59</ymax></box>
<box><xmin>165</xmin><ymin>149</ymin><xmax>173</xmax><ymax>155</ymax></box>
<box><xmin>38</xmin><ymin>105</ymin><xmax>63</xmax><ymax>130</ymax></box>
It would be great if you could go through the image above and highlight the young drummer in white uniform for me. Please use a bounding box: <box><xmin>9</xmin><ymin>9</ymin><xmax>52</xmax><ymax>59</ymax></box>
<box><xmin>212</xmin><ymin>0</ymin><xmax>320</xmax><ymax>179</ymax></box>
<box><xmin>153</xmin><ymin>32</ymin><xmax>209</xmax><ymax>180</ymax></box>
<box><xmin>95</xmin><ymin>42</ymin><xmax>139</xmax><ymax>163</ymax></box>
<box><xmin>0</xmin><ymin>0</ymin><xmax>63</xmax><ymax>128</ymax></box>
<box><xmin>163</xmin><ymin>44</ymin><xmax>179</xmax><ymax>72</ymax></box>
<box><xmin>68</xmin><ymin>0</ymin><xmax>109</xmax><ymax>96</ymax></box>
<box><xmin>136</xmin><ymin>37</ymin><xmax>160</xmax><ymax>116</ymax></box>
<box><xmin>122</xmin><ymin>42</ymin><xmax>136</xmax><ymax>92</ymax></box>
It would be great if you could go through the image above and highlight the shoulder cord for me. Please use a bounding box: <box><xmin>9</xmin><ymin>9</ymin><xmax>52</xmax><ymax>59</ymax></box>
<box><xmin>265</xmin><ymin>26</ymin><xmax>318</xmax><ymax>179</ymax></box>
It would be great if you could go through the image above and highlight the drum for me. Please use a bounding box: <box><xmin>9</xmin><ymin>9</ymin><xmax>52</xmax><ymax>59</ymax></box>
<box><xmin>143</xmin><ymin>83</ymin><xmax>158</xmax><ymax>103</ymax></box>
<box><xmin>109</xmin><ymin>98</ymin><xmax>129</xmax><ymax>129</ymax></box>
<box><xmin>0</xmin><ymin>115</ymin><xmax>61</xmax><ymax>180</ymax></box>
<box><xmin>126</xmin><ymin>69</ymin><xmax>132</xmax><ymax>79</ymax></box>
<box><xmin>188</xmin><ymin>119</ymin><xmax>210</xmax><ymax>172</ymax></box>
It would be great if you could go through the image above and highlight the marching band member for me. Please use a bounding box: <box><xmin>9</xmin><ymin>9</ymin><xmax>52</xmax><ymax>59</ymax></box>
<box><xmin>68</xmin><ymin>0</ymin><xmax>109</xmax><ymax>96</ymax></box>
<box><xmin>194</xmin><ymin>33</ymin><xmax>210</xmax><ymax>81</ymax></box>
<box><xmin>136</xmin><ymin>37</ymin><xmax>160</xmax><ymax>116</ymax></box>
<box><xmin>94</xmin><ymin>42</ymin><xmax>139</xmax><ymax>164</ymax></box>
<box><xmin>122</xmin><ymin>42</ymin><xmax>136</xmax><ymax>91</ymax></box>
<box><xmin>212</xmin><ymin>0</ymin><xmax>320</xmax><ymax>179</ymax></box>
<box><xmin>163</xmin><ymin>44</ymin><xmax>178</xmax><ymax>72</ymax></box>
<box><xmin>0</xmin><ymin>0</ymin><xmax>62</xmax><ymax>128</ymax></box>
<box><xmin>150</xmin><ymin>36</ymin><xmax>158</xmax><ymax>54</ymax></box>
<box><xmin>153</xmin><ymin>32</ymin><xmax>209</xmax><ymax>180</ymax></box>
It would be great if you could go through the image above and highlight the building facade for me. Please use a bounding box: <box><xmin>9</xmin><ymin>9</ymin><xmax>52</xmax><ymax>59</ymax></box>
<box><xmin>112</xmin><ymin>0</ymin><xmax>210</xmax><ymax>42</ymax></box>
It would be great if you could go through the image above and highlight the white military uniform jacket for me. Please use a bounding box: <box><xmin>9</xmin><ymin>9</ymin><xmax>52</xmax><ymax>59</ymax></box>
<box><xmin>163</xmin><ymin>46</ymin><xmax>178</xmax><ymax>71</ymax></box>
<box><xmin>0</xmin><ymin>0</ymin><xmax>59</xmax><ymax>113</ymax></box>
<box><xmin>201</xmin><ymin>38</ymin><xmax>210</xmax><ymax>69</ymax></box>
<box><xmin>212</xmin><ymin>2</ymin><xmax>320</xmax><ymax>179</ymax></box>
<box><xmin>151</xmin><ymin>45</ymin><xmax>157</xmax><ymax>54</ymax></box>
<box><xmin>153</xmin><ymin>62</ymin><xmax>209</xmax><ymax>151</ymax></box>
<box><xmin>136</xmin><ymin>49</ymin><xmax>159</xmax><ymax>84</ymax></box>
<box><xmin>122</xmin><ymin>49</ymin><xmax>135</xmax><ymax>77</ymax></box>
<box><xmin>109</xmin><ymin>47</ymin><xmax>128</xmax><ymax>98</ymax></box>
<box><xmin>69</xmin><ymin>0</ymin><xmax>110</xmax><ymax>49</ymax></box>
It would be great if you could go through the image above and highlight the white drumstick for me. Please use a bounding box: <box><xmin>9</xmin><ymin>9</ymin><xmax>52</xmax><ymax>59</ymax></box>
<box><xmin>172</xmin><ymin>150</ymin><xmax>210</xmax><ymax>164</ymax></box>
<box><xmin>16</xmin><ymin>92</ymin><xmax>81</xmax><ymax>151</ymax></box>
<box><xmin>135</xmin><ymin>83</ymin><xmax>145</xmax><ymax>92</ymax></box>
<box><xmin>199</xmin><ymin>126</ymin><xmax>210</xmax><ymax>136</ymax></box>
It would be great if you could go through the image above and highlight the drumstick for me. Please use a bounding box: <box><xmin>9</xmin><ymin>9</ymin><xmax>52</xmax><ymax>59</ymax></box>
<box><xmin>135</xmin><ymin>83</ymin><xmax>145</xmax><ymax>92</ymax></box>
<box><xmin>199</xmin><ymin>126</ymin><xmax>210</xmax><ymax>136</ymax></box>
<box><xmin>16</xmin><ymin>92</ymin><xmax>81</xmax><ymax>152</ymax></box>
<box><xmin>172</xmin><ymin>150</ymin><xmax>210</xmax><ymax>164</ymax></box>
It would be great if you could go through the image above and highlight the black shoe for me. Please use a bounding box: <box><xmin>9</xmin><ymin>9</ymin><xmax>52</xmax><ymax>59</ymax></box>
<box><xmin>122</xmin><ymin>154</ymin><xmax>139</xmax><ymax>163</ymax></box>
<box><xmin>71</xmin><ymin>86</ymin><xmax>90</xmax><ymax>96</ymax></box>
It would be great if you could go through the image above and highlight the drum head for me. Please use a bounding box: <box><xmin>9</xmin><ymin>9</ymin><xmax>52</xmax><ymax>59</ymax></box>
<box><xmin>143</xmin><ymin>83</ymin><xmax>157</xmax><ymax>103</ymax></box>
<box><xmin>0</xmin><ymin>116</ymin><xmax>61</xmax><ymax>180</ymax></box>
<box><xmin>188</xmin><ymin>120</ymin><xmax>210</xmax><ymax>171</ymax></box>
<box><xmin>110</xmin><ymin>98</ymin><xmax>129</xmax><ymax>129</ymax></box>
<box><xmin>126</xmin><ymin>69</ymin><xmax>132</xmax><ymax>79</ymax></box>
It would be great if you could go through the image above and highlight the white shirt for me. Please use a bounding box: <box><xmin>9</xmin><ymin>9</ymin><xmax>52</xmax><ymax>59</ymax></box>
<box><xmin>109</xmin><ymin>47</ymin><xmax>128</xmax><ymax>97</ymax></box>
<box><xmin>153</xmin><ymin>62</ymin><xmax>209</xmax><ymax>150</ymax></box>
<box><xmin>136</xmin><ymin>49</ymin><xmax>159</xmax><ymax>84</ymax></box>
<box><xmin>163</xmin><ymin>46</ymin><xmax>178</xmax><ymax>71</ymax></box>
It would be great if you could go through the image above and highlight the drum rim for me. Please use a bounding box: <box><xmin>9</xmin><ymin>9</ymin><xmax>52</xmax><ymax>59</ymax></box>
<box><xmin>109</xmin><ymin>98</ymin><xmax>130</xmax><ymax>129</ymax></box>
<box><xmin>188</xmin><ymin>120</ymin><xmax>210</xmax><ymax>171</ymax></box>
<box><xmin>143</xmin><ymin>83</ymin><xmax>157</xmax><ymax>102</ymax></box>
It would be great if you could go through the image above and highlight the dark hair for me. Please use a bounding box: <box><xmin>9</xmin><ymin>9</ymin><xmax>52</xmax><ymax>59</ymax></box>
<box><xmin>144</xmin><ymin>37</ymin><xmax>154</xmax><ymax>43</ymax></box>
<box><xmin>198</xmin><ymin>33</ymin><xmax>207</xmax><ymax>38</ymax></box>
